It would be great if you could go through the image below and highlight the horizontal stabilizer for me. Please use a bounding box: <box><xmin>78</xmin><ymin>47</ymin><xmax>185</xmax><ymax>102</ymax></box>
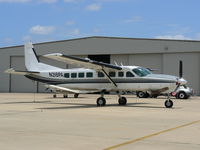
<box><xmin>5</xmin><ymin>68</ymin><xmax>40</xmax><ymax>75</ymax></box>
<box><xmin>46</xmin><ymin>85</ymin><xmax>99</xmax><ymax>94</ymax></box>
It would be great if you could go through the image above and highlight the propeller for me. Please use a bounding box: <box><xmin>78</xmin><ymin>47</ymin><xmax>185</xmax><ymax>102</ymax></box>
<box><xmin>172</xmin><ymin>60</ymin><xmax>187</xmax><ymax>95</ymax></box>
<box><xmin>179</xmin><ymin>60</ymin><xmax>183</xmax><ymax>78</ymax></box>
<box><xmin>178</xmin><ymin>60</ymin><xmax>187</xmax><ymax>85</ymax></box>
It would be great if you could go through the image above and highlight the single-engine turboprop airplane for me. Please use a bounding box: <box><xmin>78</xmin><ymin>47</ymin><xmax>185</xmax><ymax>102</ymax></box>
<box><xmin>5</xmin><ymin>42</ymin><xmax>187</xmax><ymax>108</ymax></box>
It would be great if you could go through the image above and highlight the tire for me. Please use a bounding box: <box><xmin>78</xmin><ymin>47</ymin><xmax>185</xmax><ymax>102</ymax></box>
<box><xmin>118</xmin><ymin>97</ymin><xmax>127</xmax><ymax>105</ymax></box>
<box><xmin>137</xmin><ymin>91</ymin><xmax>149</xmax><ymax>98</ymax></box>
<box><xmin>74</xmin><ymin>93</ymin><xmax>79</xmax><ymax>98</ymax></box>
<box><xmin>177</xmin><ymin>92</ymin><xmax>188</xmax><ymax>99</ymax></box>
<box><xmin>63</xmin><ymin>94</ymin><xmax>68</xmax><ymax>98</ymax></box>
<box><xmin>164</xmin><ymin>99</ymin><xmax>173</xmax><ymax>108</ymax></box>
<box><xmin>97</xmin><ymin>97</ymin><xmax>106</xmax><ymax>106</ymax></box>
<box><xmin>53</xmin><ymin>94</ymin><xmax>56</xmax><ymax>98</ymax></box>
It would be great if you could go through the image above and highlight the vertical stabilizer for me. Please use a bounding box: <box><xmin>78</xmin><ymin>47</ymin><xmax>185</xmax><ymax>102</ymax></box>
<box><xmin>25</xmin><ymin>42</ymin><xmax>40</xmax><ymax>71</ymax></box>
<box><xmin>24</xmin><ymin>42</ymin><xmax>63</xmax><ymax>71</ymax></box>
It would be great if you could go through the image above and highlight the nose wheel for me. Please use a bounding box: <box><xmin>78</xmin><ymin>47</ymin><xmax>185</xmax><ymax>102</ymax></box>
<box><xmin>164</xmin><ymin>99</ymin><xmax>173</xmax><ymax>108</ymax></box>
<box><xmin>164</xmin><ymin>93</ymin><xmax>173</xmax><ymax>108</ymax></box>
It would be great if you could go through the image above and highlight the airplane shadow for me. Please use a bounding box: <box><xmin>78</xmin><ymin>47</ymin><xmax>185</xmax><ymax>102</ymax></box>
<box><xmin>1</xmin><ymin>100</ymin><xmax>180</xmax><ymax>110</ymax></box>
<box><xmin>38</xmin><ymin>102</ymin><xmax>169</xmax><ymax>110</ymax></box>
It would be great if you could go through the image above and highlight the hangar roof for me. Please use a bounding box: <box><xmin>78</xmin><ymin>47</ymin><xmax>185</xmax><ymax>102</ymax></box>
<box><xmin>1</xmin><ymin>36</ymin><xmax>200</xmax><ymax>55</ymax></box>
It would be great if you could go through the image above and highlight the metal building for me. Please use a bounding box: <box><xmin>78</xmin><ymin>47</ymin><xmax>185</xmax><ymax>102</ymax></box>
<box><xmin>0</xmin><ymin>36</ymin><xmax>200</xmax><ymax>95</ymax></box>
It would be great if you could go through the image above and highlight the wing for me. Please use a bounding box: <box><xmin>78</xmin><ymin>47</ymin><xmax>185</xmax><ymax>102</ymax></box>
<box><xmin>44</xmin><ymin>53</ymin><xmax>122</xmax><ymax>71</ymax></box>
<box><xmin>46</xmin><ymin>85</ymin><xmax>100</xmax><ymax>94</ymax></box>
<box><xmin>5</xmin><ymin>68</ymin><xmax>40</xmax><ymax>75</ymax></box>
<box><xmin>44</xmin><ymin>53</ymin><xmax>122</xmax><ymax>87</ymax></box>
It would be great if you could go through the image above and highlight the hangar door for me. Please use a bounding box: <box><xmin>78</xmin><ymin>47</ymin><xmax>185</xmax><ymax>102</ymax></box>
<box><xmin>88</xmin><ymin>55</ymin><xmax>110</xmax><ymax>63</ymax></box>
<box><xmin>10</xmin><ymin>56</ymin><xmax>37</xmax><ymax>93</ymax></box>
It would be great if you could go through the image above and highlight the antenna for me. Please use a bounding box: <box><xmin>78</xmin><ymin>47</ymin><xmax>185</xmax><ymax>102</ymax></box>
<box><xmin>114</xmin><ymin>61</ymin><xmax>118</xmax><ymax>66</ymax></box>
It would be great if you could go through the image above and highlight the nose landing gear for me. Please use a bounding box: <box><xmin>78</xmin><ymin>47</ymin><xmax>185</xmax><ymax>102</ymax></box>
<box><xmin>164</xmin><ymin>93</ymin><xmax>173</xmax><ymax>108</ymax></box>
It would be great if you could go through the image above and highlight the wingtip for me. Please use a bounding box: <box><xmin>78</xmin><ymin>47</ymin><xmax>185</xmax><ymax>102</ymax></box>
<box><xmin>4</xmin><ymin>68</ymin><xmax>14</xmax><ymax>73</ymax></box>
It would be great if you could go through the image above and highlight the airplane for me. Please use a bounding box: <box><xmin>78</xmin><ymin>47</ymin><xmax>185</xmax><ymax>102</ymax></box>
<box><xmin>5</xmin><ymin>42</ymin><xmax>187</xmax><ymax>108</ymax></box>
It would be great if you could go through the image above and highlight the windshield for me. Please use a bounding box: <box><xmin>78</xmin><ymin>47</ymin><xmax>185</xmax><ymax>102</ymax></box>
<box><xmin>132</xmin><ymin>67</ymin><xmax>152</xmax><ymax>77</ymax></box>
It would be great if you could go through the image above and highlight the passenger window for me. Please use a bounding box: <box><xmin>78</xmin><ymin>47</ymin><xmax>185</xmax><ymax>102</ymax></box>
<box><xmin>64</xmin><ymin>73</ymin><xmax>69</xmax><ymax>78</ymax></box>
<box><xmin>126</xmin><ymin>71</ymin><xmax>135</xmax><ymax>77</ymax></box>
<box><xmin>78</xmin><ymin>72</ymin><xmax>84</xmax><ymax>78</ymax></box>
<box><xmin>118</xmin><ymin>72</ymin><xmax>124</xmax><ymax>77</ymax></box>
<box><xmin>109</xmin><ymin>72</ymin><xmax>116</xmax><ymax>77</ymax></box>
<box><xmin>86</xmin><ymin>72</ymin><xmax>93</xmax><ymax>78</ymax></box>
<box><xmin>71</xmin><ymin>73</ymin><xmax>77</xmax><ymax>78</ymax></box>
<box><xmin>98</xmin><ymin>72</ymin><xmax>104</xmax><ymax>77</ymax></box>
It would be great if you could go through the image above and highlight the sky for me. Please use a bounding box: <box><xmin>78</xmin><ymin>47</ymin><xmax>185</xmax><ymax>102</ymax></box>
<box><xmin>0</xmin><ymin>0</ymin><xmax>200</xmax><ymax>47</ymax></box>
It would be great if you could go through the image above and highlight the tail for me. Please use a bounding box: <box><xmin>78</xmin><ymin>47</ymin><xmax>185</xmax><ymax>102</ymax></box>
<box><xmin>24</xmin><ymin>42</ymin><xmax>62</xmax><ymax>71</ymax></box>
<box><xmin>24</xmin><ymin>42</ymin><xmax>40</xmax><ymax>71</ymax></box>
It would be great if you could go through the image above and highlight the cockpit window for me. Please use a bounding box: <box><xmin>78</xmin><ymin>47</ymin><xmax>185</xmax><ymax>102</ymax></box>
<box><xmin>132</xmin><ymin>67</ymin><xmax>152</xmax><ymax>77</ymax></box>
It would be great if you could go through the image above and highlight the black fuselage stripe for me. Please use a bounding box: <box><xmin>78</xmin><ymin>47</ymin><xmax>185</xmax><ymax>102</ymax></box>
<box><xmin>25</xmin><ymin>75</ymin><xmax>176</xmax><ymax>85</ymax></box>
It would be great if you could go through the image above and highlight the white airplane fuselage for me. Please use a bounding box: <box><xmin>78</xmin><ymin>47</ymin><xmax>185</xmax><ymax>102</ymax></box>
<box><xmin>25</xmin><ymin>66</ymin><xmax>180</xmax><ymax>93</ymax></box>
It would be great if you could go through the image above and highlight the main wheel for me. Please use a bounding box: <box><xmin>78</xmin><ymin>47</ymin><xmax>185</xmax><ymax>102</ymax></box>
<box><xmin>164</xmin><ymin>99</ymin><xmax>173</xmax><ymax>108</ymax></box>
<box><xmin>74</xmin><ymin>93</ymin><xmax>79</xmax><ymax>98</ymax></box>
<box><xmin>97</xmin><ymin>97</ymin><xmax>106</xmax><ymax>106</ymax></box>
<box><xmin>177</xmin><ymin>92</ymin><xmax>188</xmax><ymax>99</ymax></box>
<box><xmin>53</xmin><ymin>94</ymin><xmax>57</xmax><ymax>98</ymax></box>
<box><xmin>118</xmin><ymin>97</ymin><xmax>127</xmax><ymax>105</ymax></box>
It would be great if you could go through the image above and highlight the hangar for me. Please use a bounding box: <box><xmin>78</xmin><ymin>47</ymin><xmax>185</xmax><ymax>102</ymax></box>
<box><xmin>0</xmin><ymin>36</ymin><xmax>200</xmax><ymax>95</ymax></box>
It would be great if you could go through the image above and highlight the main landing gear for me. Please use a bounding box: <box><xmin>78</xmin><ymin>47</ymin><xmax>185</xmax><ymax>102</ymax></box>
<box><xmin>96</xmin><ymin>92</ymin><xmax>106</xmax><ymax>106</ymax></box>
<box><xmin>97</xmin><ymin>97</ymin><xmax>106</xmax><ymax>106</ymax></box>
<box><xmin>118</xmin><ymin>96</ymin><xmax>127</xmax><ymax>105</ymax></box>
<box><xmin>96</xmin><ymin>92</ymin><xmax>127</xmax><ymax>106</ymax></box>
<box><xmin>164</xmin><ymin>94</ymin><xmax>173</xmax><ymax>108</ymax></box>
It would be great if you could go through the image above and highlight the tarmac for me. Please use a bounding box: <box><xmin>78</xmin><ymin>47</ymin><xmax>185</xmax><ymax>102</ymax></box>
<box><xmin>0</xmin><ymin>93</ymin><xmax>200</xmax><ymax>150</ymax></box>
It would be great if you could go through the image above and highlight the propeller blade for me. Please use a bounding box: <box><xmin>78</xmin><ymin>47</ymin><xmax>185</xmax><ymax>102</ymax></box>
<box><xmin>179</xmin><ymin>60</ymin><xmax>183</xmax><ymax>78</ymax></box>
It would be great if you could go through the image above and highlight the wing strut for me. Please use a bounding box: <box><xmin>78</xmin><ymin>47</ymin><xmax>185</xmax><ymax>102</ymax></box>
<box><xmin>102</xmin><ymin>69</ymin><xmax>117</xmax><ymax>87</ymax></box>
